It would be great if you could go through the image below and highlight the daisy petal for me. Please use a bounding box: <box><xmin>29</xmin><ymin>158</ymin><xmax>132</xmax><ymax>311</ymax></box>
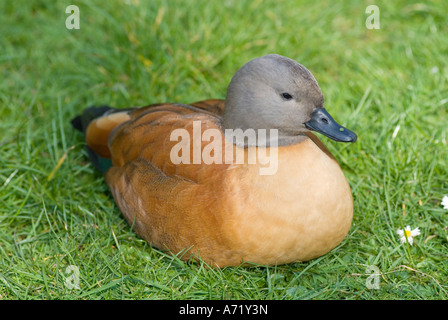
<box><xmin>396</xmin><ymin>225</ymin><xmax>420</xmax><ymax>246</ymax></box>
<box><xmin>441</xmin><ymin>195</ymin><xmax>448</xmax><ymax>210</ymax></box>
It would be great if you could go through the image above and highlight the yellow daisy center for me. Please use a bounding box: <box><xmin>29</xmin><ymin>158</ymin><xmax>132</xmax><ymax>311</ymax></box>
<box><xmin>405</xmin><ymin>230</ymin><xmax>412</xmax><ymax>238</ymax></box>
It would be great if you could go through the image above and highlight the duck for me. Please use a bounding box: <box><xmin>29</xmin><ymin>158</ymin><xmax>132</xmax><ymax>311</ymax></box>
<box><xmin>71</xmin><ymin>54</ymin><xmax>357</xmax><ymax>267</ymax></box>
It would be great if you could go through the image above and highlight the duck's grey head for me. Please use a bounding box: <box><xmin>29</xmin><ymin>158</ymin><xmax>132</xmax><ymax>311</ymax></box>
<box><xmin>223</xmin><ymin>54</ymin><xmax>356</xmax><ymax>146</ymax></box>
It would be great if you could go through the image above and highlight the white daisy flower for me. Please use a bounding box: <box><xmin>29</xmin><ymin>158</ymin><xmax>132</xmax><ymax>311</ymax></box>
<box><xmin>441</xmin><ymin>195</ymin><xmax>448</xmax><ymax>210</ymax></box>
<box><xmin>397</xmin><ymin>226</ymin><xmax>420</xmax><ymax>246</ymax></box>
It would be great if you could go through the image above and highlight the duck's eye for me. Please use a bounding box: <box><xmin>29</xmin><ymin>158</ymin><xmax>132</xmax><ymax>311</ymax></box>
<box><xmin>281</xmin><ymin>92</ymin><xmax>293</xmax><ymax>100</ymax></box>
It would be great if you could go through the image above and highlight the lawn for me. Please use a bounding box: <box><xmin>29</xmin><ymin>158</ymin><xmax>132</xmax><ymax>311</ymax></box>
<box><xmin>0</xmin><ymin>0</ymin><xmax>447</xmax><ymax>300</ymax></box>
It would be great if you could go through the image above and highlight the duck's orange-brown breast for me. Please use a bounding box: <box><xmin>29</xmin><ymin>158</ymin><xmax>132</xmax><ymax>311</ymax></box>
<box><xmin>221</xmin><ymin>137</ymin><xmax>353</xmax><ymax>265</ymax></box>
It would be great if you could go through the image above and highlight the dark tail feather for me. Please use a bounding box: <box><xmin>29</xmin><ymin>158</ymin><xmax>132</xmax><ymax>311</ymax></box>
<box><xmin>71</xmin><ymin>105</ymin><xmax>114</xmax><ymax>134</ymax></box>
<box><xmin>71</xmin><ymin>105</ymin><xmax>116</xmax><ymax>174</ymax></box>
<box><xmin>85</xmin><ymin>145</ymin><xmax>113</xmax><ymax>174</ymax></box>
<box><xmin>71</xmin><ymin>115</ymin><xmax>83</xmax><ymax>132</ymax></box>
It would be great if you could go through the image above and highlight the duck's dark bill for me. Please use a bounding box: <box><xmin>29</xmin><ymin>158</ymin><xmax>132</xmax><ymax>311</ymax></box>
<box><xmin>305</xmin><ymin>108</ymin><xmax>357</xmax><ymax>143</ymax></box>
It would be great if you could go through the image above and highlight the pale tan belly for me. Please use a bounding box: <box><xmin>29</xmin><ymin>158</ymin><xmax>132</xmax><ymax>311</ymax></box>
<box><xmin>221</xmin><ymin>138</ymin><xmax>353</xmax><ymax>265</ymax></box>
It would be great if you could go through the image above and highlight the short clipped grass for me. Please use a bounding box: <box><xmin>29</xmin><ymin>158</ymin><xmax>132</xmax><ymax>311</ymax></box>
<box><xmin>1</xmin><ymin>0</ymin><xmax>447</xmax><ymax>299</ymax></box>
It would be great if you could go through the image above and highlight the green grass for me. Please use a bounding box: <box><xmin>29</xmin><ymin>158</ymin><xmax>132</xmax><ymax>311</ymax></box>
<box><xmin>1</xmin><ymin>0</ymin><xmax>447</xmax><ymax>300</ymax></box>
